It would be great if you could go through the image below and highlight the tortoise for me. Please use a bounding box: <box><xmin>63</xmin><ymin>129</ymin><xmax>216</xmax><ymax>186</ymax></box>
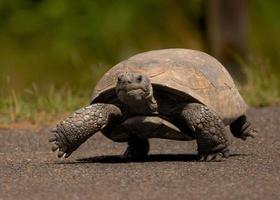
<box><xmin>49</xmin><ymin>48</ymin><xmax>256</xmax><ymax>161</ymax></box>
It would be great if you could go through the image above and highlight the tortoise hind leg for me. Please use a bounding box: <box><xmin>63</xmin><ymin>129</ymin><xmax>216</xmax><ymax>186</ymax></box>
<box><xmin>49</xmin><ymin>103</ymin><xmax>122</xmax><ymax>158</ymax></box>
<box><xmin>123</xmin><ymin>139</ymin><xmax>150</xmax><ymax>161</ymax></box>
<box><xmin>179</xmin><ymin>103</ymin><xmax>230</xmax><ymax>161</ymax></box>
<box><xmin>230</xmin><ymin>115</ymin><xmax>257</xmax><ymax>140</ymax></box>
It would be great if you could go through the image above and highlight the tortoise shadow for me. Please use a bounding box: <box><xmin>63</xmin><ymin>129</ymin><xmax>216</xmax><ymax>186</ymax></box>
<box><xmin>77</xmin><ymin>154</ymin><xmax>198</xmax><ymax>163</ymax></box>
<box><xmin>55</xmin><ymin>153</ymin><xmax>249</xmax><ymax>164</ymax></box>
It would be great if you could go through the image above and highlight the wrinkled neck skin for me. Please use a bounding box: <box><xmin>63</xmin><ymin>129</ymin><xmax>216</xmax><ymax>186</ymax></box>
<box><xmin>116</xmin><ymin>73</ymin><xmax>158</xmax><ymax>116</ymax></box>
<box><xmin>127</xmin><ymin>86</ymin><xmax>158</xmax><ymax>116</ymax></box>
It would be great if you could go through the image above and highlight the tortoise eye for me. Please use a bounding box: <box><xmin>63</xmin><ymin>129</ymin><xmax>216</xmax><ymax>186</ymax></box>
<box><xmin>137</xmin><ymin>75</ymin><xmax>142</xmax><ymax>82</ymax></box>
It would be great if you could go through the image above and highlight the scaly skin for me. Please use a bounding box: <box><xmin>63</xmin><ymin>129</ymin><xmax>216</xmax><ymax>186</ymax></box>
<box><xmin>180</xmin><ymin>103</ymin><xmax>230</xmax><ymax>161</ymax></box>
<box><xmin>49</xmin><ymin>103</ymin><xmax>122</xmax><ymax>158</ymax></box>
<box><xmin>50</xmin><ymin>71</ymin><xmax>255</xmax><ymax>162</ymax></box>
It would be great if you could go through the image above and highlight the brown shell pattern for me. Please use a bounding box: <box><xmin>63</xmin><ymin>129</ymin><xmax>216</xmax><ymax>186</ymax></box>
<box><xmin>92</xmin><ymin>49</ymin><xmax>247</xmax><ymax>123</ymax></box>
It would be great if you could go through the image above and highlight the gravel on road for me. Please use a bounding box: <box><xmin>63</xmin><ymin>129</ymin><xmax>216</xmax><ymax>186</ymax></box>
<box><xmin>0</xmin><ymin>107</ymin><xmax>279</xmax><ymax>200</ymax></box>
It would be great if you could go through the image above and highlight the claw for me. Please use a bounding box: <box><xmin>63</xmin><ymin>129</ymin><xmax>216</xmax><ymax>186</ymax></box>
<box><xmin>49</xmin><ymin>137</ymin><xmax>57</xmax><ymax>142</ymax></box>
<box><xmin>241</xmin><ymin>122</ymin><xmax>258</xmax><ymax>139</ymax></box>
<box><xmin>214</xmin><ymin>153</ymin><xmax>222</xmax><ymax>161</ymax></box>
<box><xmin>199</xmin><ymin>155</ymin><xmax>206</xmax><ymax>161</ymax></box>
<box><xmin>51</xmin><ymin>144</ymin><xmax>59</xmax><ymax>152</ymax></box>
<box><xmin>50</xmin><ymin>127</ymin><xmax>58</xmax><ymax>133</ymax></box>
<box><xmin>247</xmin><ymin>129</ymin><xmax>258</xmax><ymax>138</ymax></box>
<box><xmin>57</xmin><ymin>151</ymin><xmax>65</xmax><ymax>158</ymax></box>
<box><xmin>206</xmin><ymin>154</ymin><xmax>215</xmax><ymax>161</ymax></box>
<box><xmin>62</xmin><ymin>153</ymin><xmax>66</xmax><ymax>159</ymax></box>
<box><xmin>241</xmin><ymin>129</ymin><xmax>257</xmax><ymax>140</ymax></box>
<box><xmin>49</xmin><ymin>128</ymin><xmax>59</xmax><ymax>142</ymax></box>
<box><xmin>48</xmin><ymin>129</ymin><xmax>74</xmax><ymax>159</ymax></box>
<box><xmin>241</xmin><ymin>123</ymin><xmax>250</xmax><ymax>132</ymax></box>
<box><xmin>199</xmin><ymin>148</ymin><xmax>230</xmax><ymax>162</ymax></box>
<box><xmin>223</xmin><ymin>150</ymin><xmax>230</xmax><ymax>158</ymax></box>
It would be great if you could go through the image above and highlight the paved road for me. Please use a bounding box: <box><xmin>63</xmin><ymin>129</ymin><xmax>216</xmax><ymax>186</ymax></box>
<box><xmin>0</xmin><ymin>107</ymin><xmax>279</xmax><ymax>200</ymax></box>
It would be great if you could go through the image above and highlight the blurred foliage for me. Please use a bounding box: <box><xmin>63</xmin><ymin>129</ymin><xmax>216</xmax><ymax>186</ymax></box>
<box><xmin>0</xmin><ymin>0</ymin><xmax>279</xmax><ymax>123</ymax></box>
<box><xmin>249</xmin><ymin>0</ymin><xmax>280</xmax><ymax>70</ymax></box>
<box><xmin>0</xmin><ymin>0</ymin><xmax>204</xmax><ymax>91</ymax></box>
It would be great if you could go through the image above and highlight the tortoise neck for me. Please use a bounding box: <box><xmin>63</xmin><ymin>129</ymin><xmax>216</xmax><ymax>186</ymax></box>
<box><xmin>116</xmin><ymin>82</ymin><xmax>158</xmax><ymax>116</ymax></box>
<box><xmin>125</xmin><ymin>93</ymin><xmax>158</xmax><ymax>116</ymax></box>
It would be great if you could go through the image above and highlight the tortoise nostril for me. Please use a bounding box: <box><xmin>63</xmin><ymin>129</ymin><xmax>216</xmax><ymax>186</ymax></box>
<box><xmin>117</xmin><ymin>74</ymin><xmax>124</xmax><ymax>83</ymax></box>
<box><xmin>117</xmin><ymin>76</ymin><xmax>122</xmax><ymax>83</ymax></box>
<box><xmin>137</xmin><ymin>75</ymin><xmax>143</xmax><ymax>82</ymax></box>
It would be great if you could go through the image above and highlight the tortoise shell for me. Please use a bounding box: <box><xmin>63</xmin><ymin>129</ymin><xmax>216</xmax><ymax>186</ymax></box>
<box><xmin>92</xmin><ymin>49</ymin><xmax>247</xmax><ymax>124</ymax></box>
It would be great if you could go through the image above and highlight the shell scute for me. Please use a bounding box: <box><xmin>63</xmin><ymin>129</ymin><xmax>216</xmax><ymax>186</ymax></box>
<box><xmin>92</xmin><ymin>49</ymin><xmax>247</xmax><ymax>123</ymax></box>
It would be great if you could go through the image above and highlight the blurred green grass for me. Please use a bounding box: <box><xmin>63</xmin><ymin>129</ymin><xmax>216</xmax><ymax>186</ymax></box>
<box><xmin>0</xmin><ymin>0</ymin><xmax>279</xmax><ymax>124</ymax></box>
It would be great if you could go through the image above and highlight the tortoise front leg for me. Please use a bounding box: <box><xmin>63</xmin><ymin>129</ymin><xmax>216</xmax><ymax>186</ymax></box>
<box><xmin>179</xmin><ymin>103</ymin><xmax>230</xmax><ymax>161</ymax></box>
<box><xmin>49</xmin><ymin>103</ymin><xmax>122</xmax><ymax>158</ymax></box>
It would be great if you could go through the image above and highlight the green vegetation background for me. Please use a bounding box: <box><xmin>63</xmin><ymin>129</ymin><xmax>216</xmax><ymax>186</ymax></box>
<box><xmin>0</xmin><ymin>0</ymin><xmax>279</xmax><ymax>124</ymax></box>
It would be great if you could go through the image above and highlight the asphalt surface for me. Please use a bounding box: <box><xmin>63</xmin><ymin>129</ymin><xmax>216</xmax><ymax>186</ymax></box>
<box><xmin>0</xmin><ymin>107</ymin><xmax>279</xmax><ymax>200</ymax></box>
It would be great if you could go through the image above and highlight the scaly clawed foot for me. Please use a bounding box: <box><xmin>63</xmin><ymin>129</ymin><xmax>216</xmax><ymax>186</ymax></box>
<box><xmin>49</xmin><ymin>104</ymin><xmax>123</xmax><ymax>159</ymax></box>
<box><xmin>198</xmin><ymin>149</ymin><xmax>230</xmax><ymax>162</ymax></box>
<box><xmin>49</xmin><ymin>126</ymin><xmax>77</xmax><ymax>158</ymax></box>
<box><xmin>239</xmin><ymin>124</ymin><xmax>258</xmax><ymax>140</ymax></box>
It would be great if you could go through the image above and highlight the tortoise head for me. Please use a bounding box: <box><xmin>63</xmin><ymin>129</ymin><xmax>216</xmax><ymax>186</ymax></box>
<box><xmin>115</xmin><ymin>72</ymin><xmax>158</xmax><ymax>114</ymax></box>
<box><xmin>116</xmin><ymin>72</ymin><xmax>152</xmax><ymax>101</ymax></box>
